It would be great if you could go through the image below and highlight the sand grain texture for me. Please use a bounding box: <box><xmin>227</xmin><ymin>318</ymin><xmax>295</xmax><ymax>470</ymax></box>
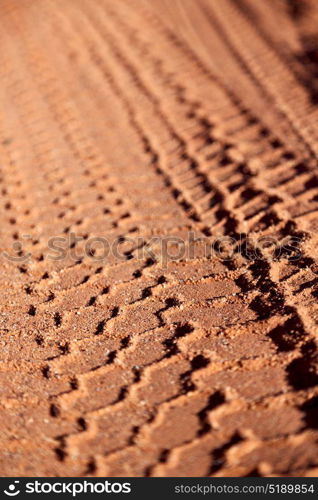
<box><xmin>0</xmin><ymin>0</ymin><xmax>318</xmax><ymax>477</ymax></box>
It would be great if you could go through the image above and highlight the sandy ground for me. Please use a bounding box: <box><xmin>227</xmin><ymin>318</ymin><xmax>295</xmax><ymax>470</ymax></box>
<box><xmin>0</xmin><ymin>0</ymin><xmax>318</xmax><ymax>477</ymax></box>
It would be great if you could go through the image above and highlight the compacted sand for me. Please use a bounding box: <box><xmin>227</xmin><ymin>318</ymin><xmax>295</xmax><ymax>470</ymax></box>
<box><xmin>1</xmin><ymin>0</ymin><xmax>318</xmax><ymax>477</ymax></box>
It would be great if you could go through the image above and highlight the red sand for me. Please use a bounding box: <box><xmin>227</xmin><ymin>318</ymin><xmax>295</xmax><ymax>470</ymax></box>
<box><xmin>0</xmin><ymin>0</ymin><xmax>318</xmax><ymax>477</ymax></box>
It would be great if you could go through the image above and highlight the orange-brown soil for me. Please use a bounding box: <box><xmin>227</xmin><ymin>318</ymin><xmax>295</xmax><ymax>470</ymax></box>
<box><xmin>1</xmin><ymin>0</ymin><xmax>318</xmax><ymax>477</ymax></box>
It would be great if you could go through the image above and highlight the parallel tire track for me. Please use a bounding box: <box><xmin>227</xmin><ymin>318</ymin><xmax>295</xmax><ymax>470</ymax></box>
<box><xmin>0</xmin><ymin>0</ymin><xmax>318</xmax><ymax>477</ymax></box>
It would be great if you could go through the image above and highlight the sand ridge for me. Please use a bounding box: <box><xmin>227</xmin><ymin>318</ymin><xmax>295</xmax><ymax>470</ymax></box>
<box><xmin>0</xmin><ymin>0</ymin><xmax>318</xmax><ymax>477</ymax></box>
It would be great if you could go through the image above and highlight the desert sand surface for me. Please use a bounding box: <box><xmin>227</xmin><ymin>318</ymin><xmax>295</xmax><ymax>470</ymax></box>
<box><xmin>1</xmin><ymin>0</ymin><xmax>318</xmax><ymax>477</ymax></box>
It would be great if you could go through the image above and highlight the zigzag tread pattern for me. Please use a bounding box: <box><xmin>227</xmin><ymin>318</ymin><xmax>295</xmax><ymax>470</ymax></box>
<box><xmin>0</xmin><ymin>0</ymin><xmax>318</xmax><ymax>477</ymax></box>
